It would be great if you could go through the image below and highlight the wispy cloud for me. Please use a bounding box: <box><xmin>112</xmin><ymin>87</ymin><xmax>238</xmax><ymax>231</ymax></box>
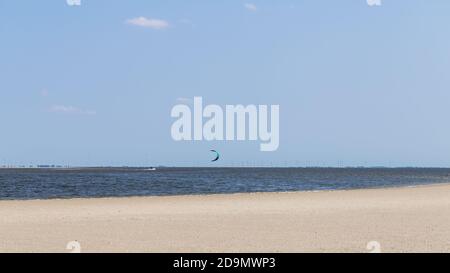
<box><xmin>367</xmin><ymin>0</ymin><xmax>382</xmax><ymax>6</ymax></box>
<box><xmin>244</xmin><ymin>3</ymin><xmax>257</xmax><ymax>12</ymax></box>
<box><xmin>66</xmin><ymin>0</ymin><xmax>81</xmax><ymax>6</ymax></box>
<box><xmin>49</xmin><ymin>105</ymin><xmax>96</xmax><ymax>115</ymax></box>
<box><xmin>125</xmin><ymin>17</ymin><xmax>169</xmax><ymax>29</ymax></box>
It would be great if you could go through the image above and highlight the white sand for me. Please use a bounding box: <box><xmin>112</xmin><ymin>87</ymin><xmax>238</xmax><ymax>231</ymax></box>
<box><xmin>1</xmin><ymin>183</ymin><xmax>450</xmax><ymax>253</ymax></box>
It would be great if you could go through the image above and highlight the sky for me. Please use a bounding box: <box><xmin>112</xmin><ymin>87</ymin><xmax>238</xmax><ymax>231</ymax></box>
<box><xmin>1</xmin><ymin>0</ymin><xmax>450</xmax><ymax>167</ymax></box>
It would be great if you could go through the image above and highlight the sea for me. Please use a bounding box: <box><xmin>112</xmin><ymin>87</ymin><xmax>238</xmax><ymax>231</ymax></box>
<box><xmin>0</xmin><ymin>167</ymin><xmax>450</xmax><ymax>200</ymax></box>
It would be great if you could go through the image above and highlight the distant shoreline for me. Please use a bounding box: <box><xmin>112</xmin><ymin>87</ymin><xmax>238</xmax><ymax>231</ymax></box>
<box><xmin>2</xmin><ymin>166</ymin><xmax>450</xmax><ymax>169</ymax></box>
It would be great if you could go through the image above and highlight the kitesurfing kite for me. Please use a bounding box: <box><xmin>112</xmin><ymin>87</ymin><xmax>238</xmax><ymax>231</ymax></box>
<box><xmin>210</xmin><ymin>150</ymin><xmax>220</xmax><ymax>162</ymax></box>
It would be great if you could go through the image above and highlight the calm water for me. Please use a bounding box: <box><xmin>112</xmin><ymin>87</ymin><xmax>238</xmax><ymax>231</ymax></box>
<box><xmin>0</xmin><ymin>167</ymin><xmax>450</xmax><ymax>200</ymax></box>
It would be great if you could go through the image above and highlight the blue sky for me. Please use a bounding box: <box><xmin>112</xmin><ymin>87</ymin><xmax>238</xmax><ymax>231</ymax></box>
<box><xmin>1</xmin><ymin>0</ymin><xmax>450</xmax><ymax>167</ymax></box>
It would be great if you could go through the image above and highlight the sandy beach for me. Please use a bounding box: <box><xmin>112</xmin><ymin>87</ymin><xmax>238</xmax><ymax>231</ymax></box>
<box><xmin>1</xmin><ymin>183</ymin><xmax>450</xmax><ymax>253</ymax></box>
